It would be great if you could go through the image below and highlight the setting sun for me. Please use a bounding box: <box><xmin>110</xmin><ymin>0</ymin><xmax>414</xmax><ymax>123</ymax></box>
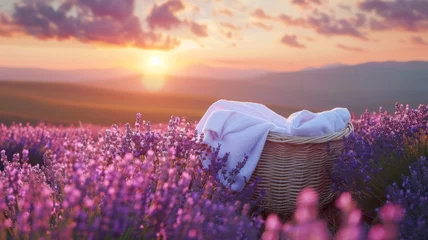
<box><xmin>150</xmin><ymin>56</ymin><xmax>163</xmax><ymax>67</ymax></box>
<box><xmin>0</xmin><ymin>0</ymin><xmax>427</xmax><ymax>238</ymax></box>
<box><xmin>145</xmin><ymin>55</ymin><xmax>168</xmax><ymax>75</ymax></box>
<box><xmin>142</xmin><ymin>54</ymin><xmax>169</xmax><ymax>91</ymax></box>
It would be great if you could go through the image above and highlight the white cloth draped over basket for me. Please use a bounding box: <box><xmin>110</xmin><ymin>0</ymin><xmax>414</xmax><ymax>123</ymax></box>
<box><xmin>196</xmin><ymin>99</ymin><xmax>351</xmax><ymax>191</ymax></box>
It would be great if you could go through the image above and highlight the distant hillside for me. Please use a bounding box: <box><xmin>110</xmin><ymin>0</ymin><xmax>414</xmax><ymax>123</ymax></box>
<box><xmin>0</xmin><ymin>65</ymin><xmax>272</xmax><ymax>81</ymax></box>
<box><xmin>0</xmin><ymin>81</ymin><xmax>300</xmax><ymax>126</ymax></box>
<box><xmin>86</xmin><ymin>61</ymin><xmax>428</xmax><ymax>115</ymax></box>
<box><xmin>247</xmin><ymin>61</ymin><xmax>428</xmax><ymax>113</ymax></box>
<box><xmin>0</xmin><ymin>67</ymin><xmax>135</xmax><ymax>82</ymax></box>
<box><xmin>173</xmin><ymin>64</ymin><xmax>273</xmax><ymax>80</ymax></box>
<box><xmin>1</xmin><ymin>61</ymin><xmax>427</xmax><ymax>117</ymax></box>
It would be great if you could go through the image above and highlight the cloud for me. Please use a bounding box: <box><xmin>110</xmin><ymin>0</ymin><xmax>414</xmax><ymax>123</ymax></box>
<box><xmin>0</xmin><ymin>13</ymin><xmax>15</xmax><ymax>36</ymax></box>
<box><xmin>146</xmin><ymin>0</ymin><xmax>185</xmax><ymax>30</ymax></box>
<box><xmin>278</xmin><ymin>14</ymin><xmax>306</xmax><ymax>26</ymax></box>
<box><xmin>220</xmin><ymin>22</ymin><xmax>240</xmax><ymax>31</ymax></box>
<box><xmin>218</xmin><ymin>22</ymin><xmax>240</xmax><ymax>39</ymax></box>
<box><xmin>250</xmin><ymin>8</ymin><xmax>274</xmax><ymax>20</ymax></box>
<box><xmin>79</xmin><ymin>0</ymin><xmax>135</xmax><ymax>21</ymax></box>
<box><xmin>353</xmin><ymin>13</ymin><xmax>367</xmax><ymax>28</ymax></box>
<box><xmin>0</xmin><ymin>0</ymin><xmax>180</xmax><ymax>50</ymax></box>
<box><xmin>251</xmin><ymin>21</ymin><xmax>273</xmax><ymax>31</ymax></box>
<box><xmin>291</xmin><ymin>0</ymin><xmax>322</xmax><ymax>9</ymax></box>
<box><xmin>189</xmin><ymin>21</ymin><xmax>208</xmax><ymax>37</ymax></box>
<box><xmin>359</xmin><ymin>0</ymin><xmax>428</xmax><ymax>32</ymax></box>
<box><xmin>147</xmin><ymin>1</ymin><xmax>209</xmax><ymax>38</ymax></box>
<box><xmin>280</xmin><ymin>34</ymin><xmax>306</xmax><ymax>48</ymax></box>
<box><xmin>369</xmin><ymin>18</ymin><xmax>389</xmax><ymax>30</ymax></box>
<box><xmin>278</xmin><ymin>11</ymin><xmax>368</xmax><ymax>40</ymax></box>
<box><xmin>409</xmin><ymin>36</ymin><xmax>428</xmax><ymax>46</ymax></box>
<box><xmin>336</xmin><ymin>44</ymin><xmax>365</xmax><ymax>52</ymax></box>
<box><xmin>213</xmin><ymin>8</ymin><xmax>233</xmax><ymax>17</ymax></box>
<box><xmin>221</xmin><ymin>29</ymin><xmax>241</xmax><ymax>40</ymax></box>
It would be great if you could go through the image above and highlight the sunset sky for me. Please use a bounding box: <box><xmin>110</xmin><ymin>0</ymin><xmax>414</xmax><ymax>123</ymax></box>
<box><xmin>0</xmin><ymin>0</ymin><xmax>427</xmax><ymax>73</ymax></box>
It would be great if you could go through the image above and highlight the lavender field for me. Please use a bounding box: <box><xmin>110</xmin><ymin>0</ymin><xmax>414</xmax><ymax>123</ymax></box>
<box><xmin>2</xmin><ymin>0</ymin><xmax>428</xmax><ymax>238</ymax></box>
<box><xmin>0</xmin><ymin>102</ymin><xmax>426</xmax><ymax>240</ymax></box>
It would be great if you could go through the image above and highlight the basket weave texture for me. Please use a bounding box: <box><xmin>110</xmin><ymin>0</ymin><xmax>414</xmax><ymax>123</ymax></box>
<box><xmin>249</xmin><ymin>122</ymin><xmax>354</xmax><ymax>217</ymax></box>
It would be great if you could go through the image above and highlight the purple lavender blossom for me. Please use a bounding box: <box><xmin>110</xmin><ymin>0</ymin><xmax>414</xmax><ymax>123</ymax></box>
<box><xmin>386</xmin><ymin>156</ymin><xmax>428</xmax><ymax>239</ymax></box>
<box><xmin>0</xmin><ymin>114</ymin><xmax>263</xmax><ymax>239</ymax></box>
<box><xmin>0</xmin><ymin>105</ymin><xmax>423</xmax><ymax>239</ymax></box>
<box><xmin>330</xmin><ymin>103</ymin><xmax>428</xmax><ymax>218</ymax></box>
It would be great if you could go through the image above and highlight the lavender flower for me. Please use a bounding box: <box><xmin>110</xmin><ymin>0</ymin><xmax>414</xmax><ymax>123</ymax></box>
<box><xmin>330</xmin><ymin>103</ymin><xmax>428</xmax><ymax>217</ymax></box>
<box><xmin>385</xmin><ymin>156</ymin><xmax>428</xmax><ymax>239</ymax></box>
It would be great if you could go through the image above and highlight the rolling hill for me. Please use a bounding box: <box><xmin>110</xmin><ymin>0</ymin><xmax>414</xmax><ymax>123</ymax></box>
<box><xmin>83</xmin><ymin>61</ymin><xmax>428</xmax><ymax>115</ymax></box>
<box><xmin>1</xmin><ymin>61</ymin><xmax>427</xmax><ymax>125</ymax></box>
<box><xmin>0</xmin><ymin>81</ymin><xmax>302</xmax><ymax>126</ymax></box>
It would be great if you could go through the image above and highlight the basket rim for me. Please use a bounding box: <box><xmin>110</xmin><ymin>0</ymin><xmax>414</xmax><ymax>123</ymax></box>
<box><xmin>266</xmin><ymin>122</ymin><xmax>354</xmax><ymax>144</ymax></box>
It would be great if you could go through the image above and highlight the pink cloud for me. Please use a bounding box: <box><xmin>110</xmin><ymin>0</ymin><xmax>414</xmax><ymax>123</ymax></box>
<box><xmin>280</xmin><ymin>34</ymin><xmax>306</xmax><ymax>48</ymax></box>
<box><xmin>0</xmin><ymin>0</ymin><xmax>180</xmax><ymax>50</ymax></box>
<box><xmin>251</xmin><ymin>21</ymin><xmax>273</xmax><ymax>31</ymax></box>
<box><xmin>292</xmin><ymin>0</ymin><xmax>322</xmax><ymax>9</ymax></box>
<box><xmin>278</xmin><ymin>14</ymin><xmax>306</xmax><ymax>26</ymax></box>
<box><xmin>146</xmin><ymin>0</ymin><xmax>185</xmax><ymax>30</ymax></box>
<box><xmin>79</xmin><ymin>0</ymin><xmax>135</xmax><ymax>21</ymax></box>
<box><xmin>359</xmin><ymin>0</ymin><xmax>428</xmax><ymax>32</ymax></box>
<box><xmin>190</xmin><ymin>21</ymin><xmax>208</xmax><ymax>37</ymax></box>
<box><xmin>278</xmin><ymin>11</ymin><xmax>368</xmax><ymax>40</ymax></box>
<box><xmin>304</xmin><ymin>36</ymin><xmax>315</xmax><ymax>42</ymax></box>
<box><xmin>220</xmin><ymin>22</ymin><xmax>240</xmax><ymax>31</ymax></box>
<box><xmin>250</xmin><ymin>8</ymin><xmax>274</xmax><ymax>20</ymax></box>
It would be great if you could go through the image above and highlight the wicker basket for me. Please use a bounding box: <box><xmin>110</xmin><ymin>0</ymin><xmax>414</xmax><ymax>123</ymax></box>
<box><xmin>248</xmin><ymin>122</ymin><xmax>354</xmax><ymax>217</ymax></box>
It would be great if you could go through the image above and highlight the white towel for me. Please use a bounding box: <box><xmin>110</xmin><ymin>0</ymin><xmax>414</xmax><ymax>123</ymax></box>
<box><xmin>287</xmin><ymin>108</ymin><xmax>351</xmax><ymax>137</ymax></box>
<box><xmin>196</xmin><ymin>99</ymin><xmax>350</xmax><ymax>191</ymax></box>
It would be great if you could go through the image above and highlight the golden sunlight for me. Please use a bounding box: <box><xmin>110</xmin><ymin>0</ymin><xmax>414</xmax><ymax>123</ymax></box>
<box><xmin>150</xmin><ymin>56</ymin><xmax>162</xmax><ymax>67</ymax></box>
<box><xmin>145</xmin><ymin>55</ymin><xmax>168</xmax><ymax>74</ymax></box>
<box><xmin>142</xmin><ymin>54</ymin><xmax>169</xmax><ymax>91</ymax></box>
<box><xmin>141</xmin><ymin>75</ymin><xmax>165</xmax><ymax>91</ymax></box>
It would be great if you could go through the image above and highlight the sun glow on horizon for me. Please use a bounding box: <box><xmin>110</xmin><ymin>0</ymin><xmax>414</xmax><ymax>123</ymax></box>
<box><xmin>145</xmin><ymin>55</ymin><xmax>169</xmax><ymax>74</ymax></box>
<box><xmin>150</xmin><ymin>56</ymin><xmax>162</xmax><ymax>67</ymax></box>
<box><xmin>141</xmin><ymin>75</ymin><xmax>165</xmax><ymax>91</ymax></box>
<box><xmin>142</xmin><ymin>54</ymin><xmax>170</xmax><ymax>91</ymax></box>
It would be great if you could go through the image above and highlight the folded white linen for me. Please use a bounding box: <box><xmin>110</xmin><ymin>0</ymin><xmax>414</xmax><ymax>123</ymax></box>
<box><xmin>286</xmin><ymin>108</ymin><xmax>351</xmax><ymax>137</ymax></box>
<box><xmin>196</xmin><ymin>99</ymin><xmax>350</xmax><ymax>191</ymax></box>
<box><xmin>196</xmin><ymin>100</ymin><xmax>289</xmax><ymax>191</ymax></box>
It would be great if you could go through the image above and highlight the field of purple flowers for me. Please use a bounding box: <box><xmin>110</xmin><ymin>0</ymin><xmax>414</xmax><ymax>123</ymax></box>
<box><xmin>0</xmin><ymin>103</ymin><xmax>426</xmax><ymax>240</ymax></box>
